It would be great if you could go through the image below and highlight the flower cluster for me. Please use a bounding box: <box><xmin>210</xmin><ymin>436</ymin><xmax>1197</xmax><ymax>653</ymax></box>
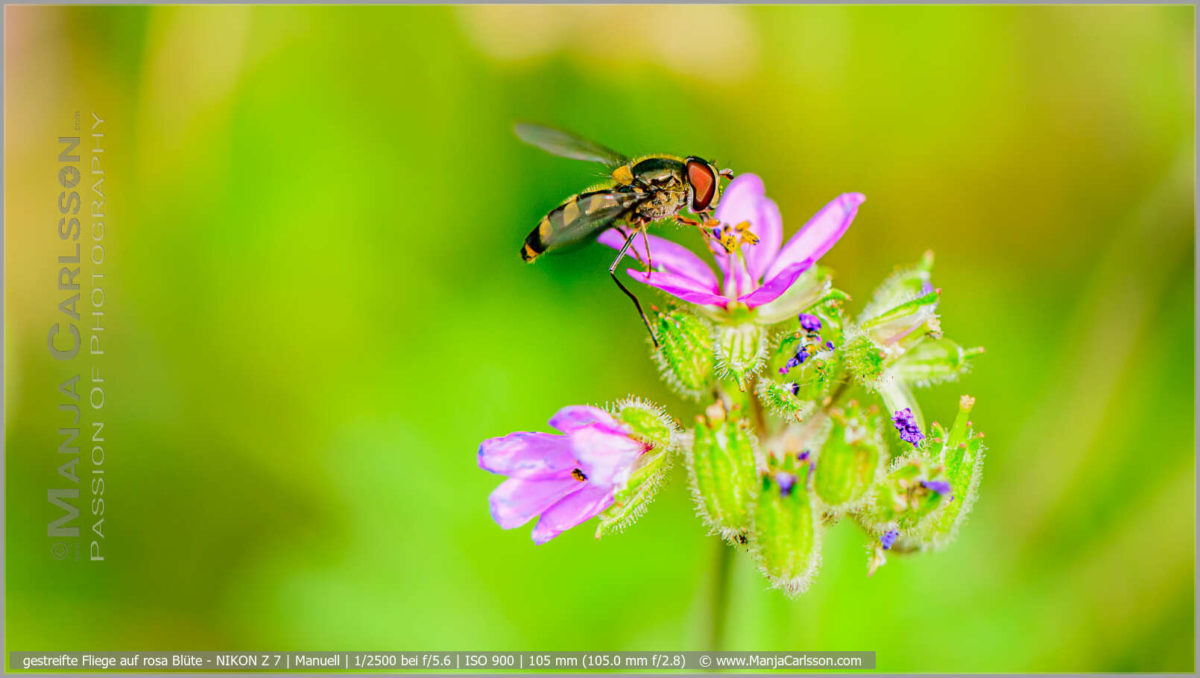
<box><xmin>480</xmin><ymin>174</ymin><xmax>985</xmax><ymax>597</ymax></box>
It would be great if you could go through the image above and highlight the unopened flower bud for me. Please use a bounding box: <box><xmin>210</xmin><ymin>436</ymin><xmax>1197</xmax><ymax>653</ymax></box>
<box><xmin>861</xmin><ymin>289</ymin><xmax>941</xmax><ymax>354</ymax></box>
<box><xmin>890</xmin><ymin>338</ymin><xmax>983</xmax><ymax>387</ymax></box>
<box><xmin>714</xmin><ymin>322</ymin><xmax>767</xmax><ymax>389</ymax></box>
<box><xmin>750</xmin><ymin>452</ymin><xmax>821</xmax><ymax>597</ymax></box>
<box><xmin>842</xmin><ymin>333</ymin><xmax>886</xmax><ymax>386</ymax></box>
<box><xmin>651</xmin><ymin>307</ymin><xmax>715</xmax><ymax>400</ymax></box>
<box><xmin>862</xmin><ymin>455</ymin><xmax>953</xmax><ymax>539</ymax></box>
<box><xmin>814</xmin><ymin>401</ymin><xmax>884</xmax><ymax>509</ymax></box>
<box><xmin>686</xmin><ymin>401</ymin><xmax>760</xmax><ymax>542</ymax></box>
<box><xmin>912</xmin><ymin>395</ymin><xmax>986</xmax><ymax>548</ymax></box>
<box><xmin>755</xmin><ymin>379</ymin><xmax>816</xmax><ymax>419</ymax></box>
<box><xmin>860</xmin><ymin>250</ymin><xmax>935</xmax><ymax>320</ymax></box>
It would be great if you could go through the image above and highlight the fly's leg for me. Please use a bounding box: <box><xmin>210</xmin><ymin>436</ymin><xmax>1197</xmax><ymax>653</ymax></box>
<box><xmin>610</xmin><ymin>227</ymin><xmax>660</xmax><ymax>348</ymax></box>
<box><xmin>676</xmin><ymin>213</ymin><xmax>723</xmax><ymax>250</ymax></box>
<box><xmin>639</xmin><ymin>225</ymin><xmax>654</xmax><ymax>276</ymax></box>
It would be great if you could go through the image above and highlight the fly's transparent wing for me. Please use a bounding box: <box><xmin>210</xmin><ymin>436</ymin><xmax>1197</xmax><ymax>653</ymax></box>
<box><xmin>514</xmin><ymin>123</ymin><xmax>629</xmax><ymax>169</ymax></box>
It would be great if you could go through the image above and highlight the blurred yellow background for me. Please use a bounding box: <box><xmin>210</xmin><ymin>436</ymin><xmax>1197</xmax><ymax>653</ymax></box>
<box><xmin>4</xmin><ymin>5</ymin><xmax>1193</xmax><ymax>671</ymax></box>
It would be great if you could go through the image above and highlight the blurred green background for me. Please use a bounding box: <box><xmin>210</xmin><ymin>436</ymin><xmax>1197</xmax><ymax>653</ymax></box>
<box><xmin>5</xmin><ymin>5</ymin><xmax>1194</xmax><ymax>672</ymax></box>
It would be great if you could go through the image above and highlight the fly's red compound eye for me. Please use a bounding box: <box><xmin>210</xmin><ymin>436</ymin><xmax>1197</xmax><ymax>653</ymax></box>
<box><xmin>685</xmin><ymin>158</ymin><xmax>717</xmax><ymax>212</ymax></box>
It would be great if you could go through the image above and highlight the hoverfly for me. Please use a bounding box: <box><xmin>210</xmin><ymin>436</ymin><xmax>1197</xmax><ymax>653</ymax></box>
<box><xmin>515</xmin><ymin>123</ymin><xmax>735</xmax><ymax>347</ymax></box>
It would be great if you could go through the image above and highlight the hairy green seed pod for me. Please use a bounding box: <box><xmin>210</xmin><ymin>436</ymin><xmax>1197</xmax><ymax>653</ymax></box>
<box><xmin>814</xmin><ymin>401</ymin><xmax>884</xmax><ymax>510</ymax></box>
<box><xmin>767</xmin><ymin>329</ymin><xmax>843</xmax><ymax>403</ymax></box>
<box><xmin>861</xmin><ymin>289</ymin><xmax>941</xmax><ymax>352</ymax></box>
<box><xmin>863</xmin><ymin>455</ymin><xmax>953</xmax><ymax>537</ymax></box>
<box><xmin>686</xmin><ymin>401</ymin><xmax>759</xmax><ymax>542</ymax></box>
<box><xmin>651</xmin><ymin>307</ymin><xmax>715</xmax><ymax>400</ymax></box>
<box><xmin>714</xmin><ymin>322</ymin><xmax>767</xmax><ymax>389</ymax></box>
<box><xmin>913</xmin><ymin>395</ymin><xmax>985</xmax><ymax>548</ymax></box>
<box><xmin>614</xmin><ymin>397</ymin><xmax>676</xmax><ymax>451</ymax></box>
<box><xmin>859</xmin><ymin>250</ymin><xmax>935</xmax><ymax>321</ymax></box>
<box><xmin>595</xmin><ymin>398</ymin><xmax>678</xmax><ymax>538</ymax></box>
<box><xmin>751</xmin><ymin>454</ymin><xmax>821</xmax><ymax>597</ymax></box>
<box><xmin>843</xmin><ymin>333</ymin><xmax>886</xmax><ymax>386</ymax></box>
<box><xmin>755</xmin><ymin>379</ymin><xmax>815</xmax><ymax>419</ymax></box>
<box><xmin>891</xmin><ymin>338</ymin><xmax>984</xmax><ymax>388</ymax></box>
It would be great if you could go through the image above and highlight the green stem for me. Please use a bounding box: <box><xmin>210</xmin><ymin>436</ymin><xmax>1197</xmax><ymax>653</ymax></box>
<box><xmin>708</xmin><ymin>539</ymin><xmax>733</xmax><ymax>651</ymax></box>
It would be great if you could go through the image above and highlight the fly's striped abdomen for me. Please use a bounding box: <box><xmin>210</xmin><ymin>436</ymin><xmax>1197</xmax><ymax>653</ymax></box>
<box><xmin>521</xmin><ymin>189</ymin><xmax>645</xmax><ymax>262</ymax></box>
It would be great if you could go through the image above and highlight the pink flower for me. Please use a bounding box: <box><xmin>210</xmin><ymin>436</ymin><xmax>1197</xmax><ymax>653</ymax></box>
<box><xmin>479</xmin><ymin>406</ymin><xmax>649</xmax><ymax>544</ymax></box>
<box><xmin>599</xmin><ymin>174</ymin><xmax>864</xmax><ymax>318</ymax></box>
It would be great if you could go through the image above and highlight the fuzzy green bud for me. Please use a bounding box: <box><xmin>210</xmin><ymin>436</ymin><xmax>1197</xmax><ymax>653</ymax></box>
<box><xmin>750</xmin><ymin>452</ymin><xmax>821</xmax><ymax>597</ymax></box>
<box><xmin>755</xmin><ymin>379</ymin><xmax>816</xmax><ymax>419</ymax></box>
<box><xmin>859</xmin><ymin>250</ymin><xmax>935</xmax><ymax>321</ymax></box>
<box><xmin>863</xmin><ymin>455</ymin><xmax>953</xmax><ymax>537</ymax></box>
<box><xmin>814</xmin><ymin>401</ymin><xmax>884</xmax><ymax>509</ymax></box>
<box><xmin>651</xmin><ymin>306</ymin><xmax>715</xmax><ymax>400</ymax></box>
<box><xmin>714</xmin><ymin>322</ymin><xmax>767</xmax><ymax>389</ymax></box>
<box><xmin>861</xmin><ymin>289</ymin><xmax>942</xmax><ymax>354</ymax></box>
<box><xmin>890</xmin><ymin>338</ymin><xmax>983</xmax><ymax>387</ymax></box>
<box><xmin>843</xmin><ymin>333</ymin><xmax>886</xmax><ymax>386</ymax></box>
<box><xmin>686</xmin><ymin>401</ymin><xmax>760</xmax><ymax>542</ymax></box>
<box><xmin>912</xmin><ymin>395</ymin><xmax>985</xmax><ymax>548</ymax></box>
<box><xmin>595</xmin><ymin>399</ymin><xmax>678</xmax><ymax>538</ymax></box>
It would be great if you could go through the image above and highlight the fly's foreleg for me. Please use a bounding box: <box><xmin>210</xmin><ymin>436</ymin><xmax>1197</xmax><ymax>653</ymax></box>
<box><xmin>676</xmin><ymin>212</ymin><xmax>722</xmax><ymax>249</ymax></box>
<box><xmin>610</xmin><ymin>227</ymin><xmax>660</xmax><ymax>349</ymax></box>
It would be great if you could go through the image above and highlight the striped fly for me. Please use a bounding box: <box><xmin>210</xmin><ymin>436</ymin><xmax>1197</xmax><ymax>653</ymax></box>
<box><xmin>515</xmin><ymin>123</ymin><xmax>734</xmax><ymax>347</ymax></box>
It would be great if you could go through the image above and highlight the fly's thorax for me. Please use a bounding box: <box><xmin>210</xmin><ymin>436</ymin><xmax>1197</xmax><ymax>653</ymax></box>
<box><xmin>630</xmin><ymin>156</ymin><xmax>687</xmax><ymax>187</ymax></box>
<box><xmin>635</xmin><ymin>188</ymin><xmax>689</xmax><ymax>221</ymax></box>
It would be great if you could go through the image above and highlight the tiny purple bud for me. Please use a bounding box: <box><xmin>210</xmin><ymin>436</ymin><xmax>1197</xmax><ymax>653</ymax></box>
<box><xmin>775</xmin><ymin>472</ymin><xmax>797</xmax><ymax>496</ymax></box>
<box><xmin>891</xmin><ymin>408</ymin><xmax>925</xmax><ymax>447</ymax></box>
<box><xmin>825</xmin><ymin>341</ymin><xmax>835</xmax><ymax>351</ymax></box>
<box><xmin>921</xmin><ymin>479</ymin><xmax>952</xmax><ymax>495</ymax></box>
<box><xmin>797</xmin><ymin>450</ymin><xmax>810</xmax><ymax>462</ymax></box>
<box><xmin>798</xmin><ymin>313</ymin><xmax>822</xmax><ymax>333</ymax></box>
<box><xmin>881</xmin><ymin>528</ymin><xmax>899</xmax><ymax>550</ymax></box>
<box><xmin>789</xmin><ymin>382</ymin><xmax>800</xmax><ymax>396</ymax></box>
<box><xmin>921</xmin><ymin>281</ymin><xmax>935</xmax><ymax>295</ymax></box>
<box><xmin>795</xmin><ymin>349</ymin><xmax>809</xmax><ymax>364</ymax></box>
<box><xmin>778</xmin><ymin>366</ymin><xmax>788</xmax><ymax>375</ymax></box>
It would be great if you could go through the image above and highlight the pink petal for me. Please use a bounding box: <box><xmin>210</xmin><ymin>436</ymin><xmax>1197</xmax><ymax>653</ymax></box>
<box><xmin>598</xmin><ymin>229</ymin><xmax>718</xmax><ymax>291</ymax></box>
<box><xmin>549</xmin><ymin>405</ymin><xmax>619</xmax><ymax>433</ymax></box>
<box><xmin>478</xmin><ymin>432</ymin><xmax>577</xmax><ymax>479</ymax></box>
<box><xmin>765</xmin><ymin>193</ymin><xmax>864</xmax><ymax>282</ymax></box>
<box><xmin>744</xmin><ymin>198</ymin><xmax>782</xmax><ymax>282</ymax></box>
<box><xmin>627</xmin><ymin>269</ymin><xmax>730</xmax><ymax>307</ymax></box>
<box><xmin>489</xmin><ymin>476</ymin><xmax>584</xmax><ymax>529</ymax></box>
<box><xmin>739</xmin><ymin>260</ymin><xmax>815</xmax><ymax>309</ymax></box>
<box><xmin>713</xmin><ymin>174</ymin><xmax>766</xmax><ymax>231</ymax></box>
<box><xmin>570</xmin><ymin>425</ymin><xmax>645</xmax><ymax>489</ymax></box>
<box><xmin>530</xmin><ymin>485</ymin><xmax>615</xmax><ymax>544</ymax></box>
